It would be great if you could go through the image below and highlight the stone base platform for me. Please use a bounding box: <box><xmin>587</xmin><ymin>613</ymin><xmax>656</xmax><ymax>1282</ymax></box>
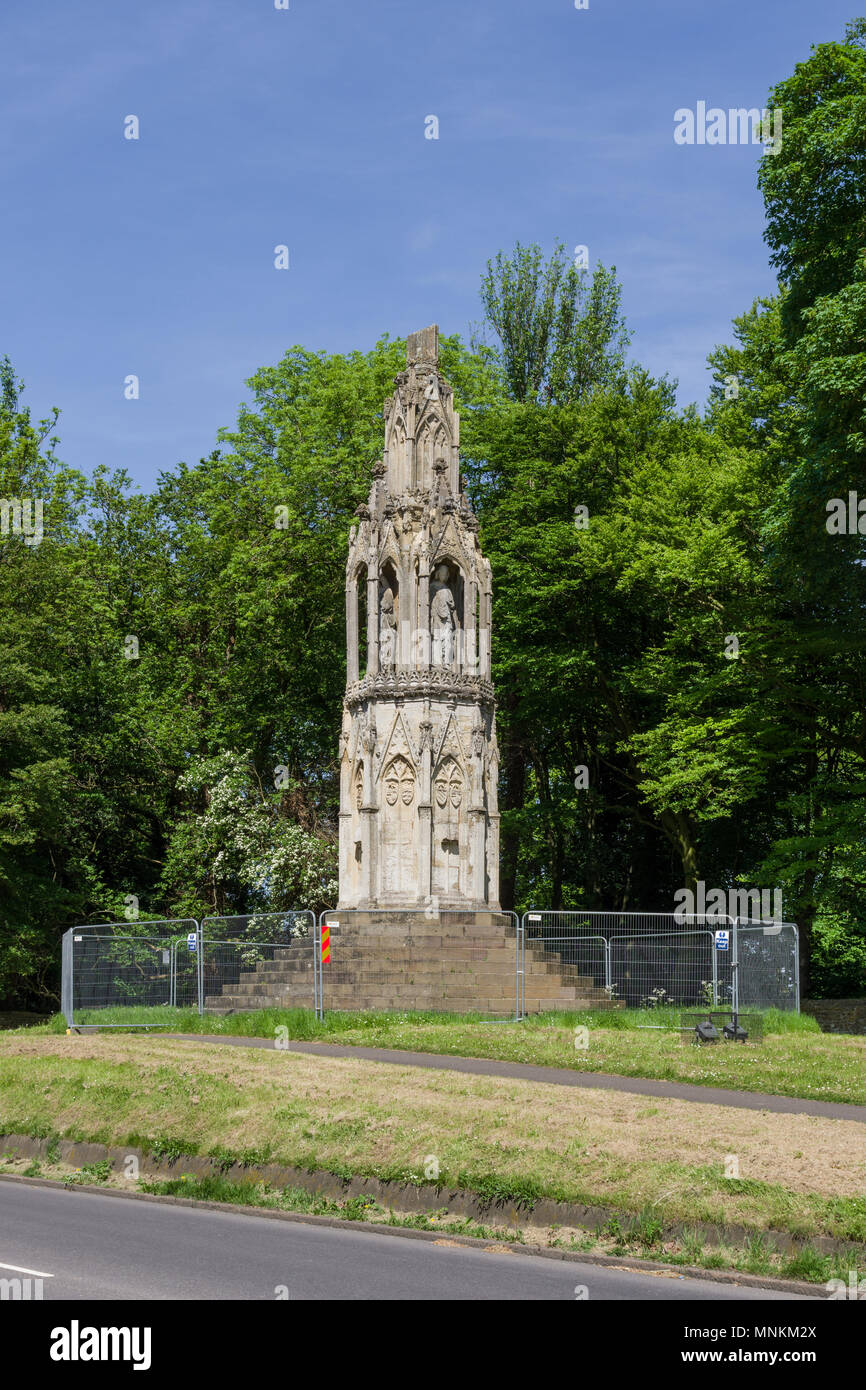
<box><xmin>204</xmin><ymin>913</ymin><xmax>623</xmax><ymax>1016</ymax></box>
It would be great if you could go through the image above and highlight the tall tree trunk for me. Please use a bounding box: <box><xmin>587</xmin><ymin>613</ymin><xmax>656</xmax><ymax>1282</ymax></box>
<box><xmin>797</xmin><ymin>740</ymin><xmax>820</xmax><ymax>998</ymax></box>
<box><xmin>797</xmin><ymin>891</ymin><xmax>814</xmax><ymax>1000</ymax></box>
<box><xmin>551</xmin><ymin>826</ymin><xmax>564</xmax><ymax>910</ymax></box>
<box><xmin>498</xmin><ymin>715</ymin><xmax>527</xmax><ymax>913</ymax></box>
<box><xmin>659</xmin><ymin>809</ymin><xmax>700</xmax><ymax>899</ymax></box>
<box><xmin>533</xmin><ymin>750</ymin><xmax>564</xmax><ymax>908</ymax></box>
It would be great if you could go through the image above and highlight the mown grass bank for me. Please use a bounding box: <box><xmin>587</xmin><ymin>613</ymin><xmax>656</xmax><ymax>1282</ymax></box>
<box><xmin>1</xmin><ymin>1032</ymin><xmax>865</xmax><ymax>1258</ymax></box>
<box><xmin>27</xmin><ymin>1004</ymin><xmax>866</xmax><ymax>1108</ymax></box>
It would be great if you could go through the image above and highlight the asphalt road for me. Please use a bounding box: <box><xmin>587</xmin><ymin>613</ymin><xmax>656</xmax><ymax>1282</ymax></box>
<box><xmin>0</xmin><ymin>1182</ymin><xmax>817</xmax><ymax>1301</ymax></box>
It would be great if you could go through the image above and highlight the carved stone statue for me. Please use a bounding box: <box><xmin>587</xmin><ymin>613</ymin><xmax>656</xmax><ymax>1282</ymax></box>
<box><xmin>430</xmin><ymin>565</ymin><xmax>457</xmax><ymax>666</ymax></box>
<box><xmin>379</xmin><ymin>585</ymin><xmax>397</xmax><ymax>671</ymax></box>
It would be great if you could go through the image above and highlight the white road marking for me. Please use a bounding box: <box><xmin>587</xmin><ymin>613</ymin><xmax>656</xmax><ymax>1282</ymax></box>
<box><xmin>0</xmin><ymin>1261</ymin><xmax>54</xmax><ymax>1278</ymax></box>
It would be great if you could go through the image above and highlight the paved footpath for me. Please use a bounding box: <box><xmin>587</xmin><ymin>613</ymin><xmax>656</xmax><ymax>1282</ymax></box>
<box><xmin>158</xmin><ymin>1034</ymin><xmax>866</xmax><ymax>1122</ymax></box>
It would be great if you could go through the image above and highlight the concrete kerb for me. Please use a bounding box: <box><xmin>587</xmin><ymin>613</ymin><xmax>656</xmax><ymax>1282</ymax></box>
<box><xmin>0</xmin><ymin>1132</ymin><xmax>859</xmax><ymax>1269</ymax></box>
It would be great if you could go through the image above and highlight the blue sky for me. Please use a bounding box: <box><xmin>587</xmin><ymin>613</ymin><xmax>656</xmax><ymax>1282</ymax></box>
<box><xmin>1</xmin><ymin>0</ymin><xmax>856</xmax><ymax>491</ymax></box>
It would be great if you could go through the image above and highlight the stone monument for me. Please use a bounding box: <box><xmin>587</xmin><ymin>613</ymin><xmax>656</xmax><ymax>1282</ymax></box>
<box><xmin>338</xmin><ymin>325</ymin><xmax>500</xmax><ymax>911</ymax></box>
<box><xmin>204</xmin><ymin>329</ymin><xmax>621</xmax><ymax>1011</ymax></box>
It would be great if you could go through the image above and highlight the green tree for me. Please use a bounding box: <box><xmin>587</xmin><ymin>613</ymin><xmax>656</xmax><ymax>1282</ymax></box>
<box><xmin>478</xmin><ymin>241</ymin><xmax>629</xmax><ymax>405</ymax></box>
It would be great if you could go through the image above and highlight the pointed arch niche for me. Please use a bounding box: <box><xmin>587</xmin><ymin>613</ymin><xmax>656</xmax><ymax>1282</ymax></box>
<box><xmin>381</xmin><ymin>755</ymin><xmax>416</xmax><ymax>897</ymax></box>
<box><xmin>346</xmin><ymin>562</ymin><xmax>370</xmax><ymax>683</ymax></box>
<box><xmin>414</xmin><ymin>412</ymin><xmax>449</xmax><ymax>491</ymax></box>
<box><xmin>379</xmin><ymin>559</ymin><xmax>399</xmax><ymax>673</ymax></box>
<box><xmin>388</xmin><ymin>418</ymin><xmax>408</xmax><ymax>493</ymax></box>
<box><xmin>429</xmin><ymin>558</ymin><xmax>464</xmax><ymax>670</ymax></box>
<box><xmin>432</xmin><ymin>755</ymin><xmax>464</xmax><ymax>896</ymax></box>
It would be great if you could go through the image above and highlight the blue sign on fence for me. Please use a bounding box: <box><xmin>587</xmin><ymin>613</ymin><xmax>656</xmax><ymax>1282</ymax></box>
<box><xmin>187</xmin><ymin>933</ymin><xmax>197</xmax><ymax>952</ymax></box>
<box><xmin>714</xmin><ymin>930</ymin><xmax>730</xmax><ymax>951</ymax></box>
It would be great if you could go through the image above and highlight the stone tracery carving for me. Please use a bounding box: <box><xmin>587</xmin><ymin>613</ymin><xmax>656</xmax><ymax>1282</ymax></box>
<box><xmin>384</xmin><ymin>756</ymin><xmax>415</xmax><ymax>807</ymax></box>
<box><xmin>434</xmin><ymin>758</ymin><xmax>463</xmax><ymax>811</ymax></box>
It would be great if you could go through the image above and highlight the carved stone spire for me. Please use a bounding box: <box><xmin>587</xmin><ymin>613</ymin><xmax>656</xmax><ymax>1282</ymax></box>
<box><xmin>338</xmin><ymin>329</ymin><xmax>499</xmax><ymax>910</ymax></box>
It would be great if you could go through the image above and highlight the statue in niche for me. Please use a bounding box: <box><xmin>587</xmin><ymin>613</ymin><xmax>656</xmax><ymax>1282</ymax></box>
<box><xmin>379</xmin><ymin>584</ymin><xmax>397</xmax><ymax>672</ymax></box>
<box><xmin>360</xmin><ymin>717</ymin><xmax>377</xmax><ymax>756</ymax></box>
<box><xmin>430</xmin><ymin>564</ymin><xmax>458</xmax><ymax>666</ymax></box>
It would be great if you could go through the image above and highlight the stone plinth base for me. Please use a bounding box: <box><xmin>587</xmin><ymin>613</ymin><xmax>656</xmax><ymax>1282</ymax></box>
<box><xmin>204</xmin><ymin>914</ymin><xmax>623</xmax><ymax>1016</ymax></box>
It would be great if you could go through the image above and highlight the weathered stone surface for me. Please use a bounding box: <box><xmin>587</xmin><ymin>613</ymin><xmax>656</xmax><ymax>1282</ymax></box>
<box><xmin>339</xmin><ymin>328</ymin><xmax>499</xmax><ymax>910</ymax></box>
<box><xmin>802</xmin><ymin>998</ymin><xmax>866</xmax><ymax>1034</ymax></box>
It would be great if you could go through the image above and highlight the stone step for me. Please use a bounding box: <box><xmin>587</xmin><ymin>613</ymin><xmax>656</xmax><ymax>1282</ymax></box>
<box><xmin>209</xmin><ymin>977</ymin><xmax>614</xmax><ymax>1002</ymax></box>
<box><xmin>246</xmin><ymin>960</ymin><xmax>589</xmax><ymax>982</ymax></box>
<box><xmin>204</xmin><ymin>993</ymin><xmax>619</xmax><ymax>1014</ymax></box>
<box><xmin>286</xmin><ymin>945</ymin><xmax>506</xmax><ymax>962</ymax></box>
<box><xmin>237</xmin><ymin>959</ymin><xmax>315</xmax><ymax>975</ymax></box>
<box><xmin>242</xmin><ymin>959</ymin><xmax>598</xmax><ymax>988</ymax></box>
<box><xmin>202</xmin><ymin>916</ymin><xmax>620</xmax><ymax>1016</ymax></box>
<box><xmin>325</xmin><ymin>913</ymin><xmax>513</xmax><ymax>929</ymax></box>
<box><xmin>257</xmin><ymin>937</ymin><xmax>601</xmax><ymax>981</ymax></box>
<box><xmin>324</xmin><ymin>925</ymin><xmax>517</xmax><ymax>942</ymax></box>
<box><xmin>210</xmin><ymin>962</ymin><xmax>610</xmax><ymax>989</ymax></box>
<box><xmin>247</xmin><ymin>942</ymin><xmax>593</xmax><ymax>969</ymax></box>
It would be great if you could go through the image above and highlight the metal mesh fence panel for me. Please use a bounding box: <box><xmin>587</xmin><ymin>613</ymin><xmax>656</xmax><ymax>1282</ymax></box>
<box><xmin>68</xmin><ymin>920</ymin><xmax>200</xmax><ymax>1025</ymax></box>
<box><xmin>317</xmin><ymin>909</ymin><xmax>522</xmax><ymax>1019</ymax></box>
<box><xmin>520</xmin><ymin>924</ymin><xmax>609</xmax><ymax>1014</ymax></box>
<box><xmin>524</xmin><ymin>913</ymin><xmax>716</xmax><ymax>1011</ymax></box>
<box><xmin>61</xmin><ymin>930</ymin><xmax>73</xmax><ymax>1026</ymax></box>
<box><xmin>525</xmin><ymin>910</ymin><xmax>705</xmax><ymax>937</ymax></box>
<box><xmin>608</xmin><ymin>931</ymin><xmax>714</xmax><ymax>1010</ymax></box>
<box><xmin>201</xmin><ymin>911</ymin><xmax>316</xmax><ymax>1016</ymax></box>
<box><xmin>718</xmin><ymin>923</ymin><xmax>799</xmax><ymax>1012</ymax></box>
<box><xmin>61</xmin><ymin>909</ymin><xmax>799</xmax><ymax>1026</ymax></box>
<box><xmin>521</xmin><ymin>912</ymin><xmax>800</xmax><ymax>1013</ymax></box>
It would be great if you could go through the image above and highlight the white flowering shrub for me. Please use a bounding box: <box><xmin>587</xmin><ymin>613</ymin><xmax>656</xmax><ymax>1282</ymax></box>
<box><xmin>161</xmin><ymin>751</ymin><xmax>337</xmax><ymax>918</ymax></box>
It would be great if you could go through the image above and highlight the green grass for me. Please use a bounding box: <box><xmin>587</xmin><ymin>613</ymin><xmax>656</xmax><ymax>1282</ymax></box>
<box><xmin>64</xmin><ymin>1159</ymin><xmax>113</xmax><ymax>1186</ymax></box>
<box><xmin>43</xmin><ymin>1005</ymin><xmax>516</xmax><ymax>1036</ymax></box>
<box><xmin>30</xmin><ymin>1003</ymin><xmax>865</xmax><ymax>1108</ymax></box>
<box><xmin>41</xmin><ymin>1003</ymin><xmax>822</xmax><ymax>1038</ymax></box>
<box><xmin>3</xmin><ymin>1034</ymin><xmax>866</xmax><ymax>1259</ymax></box>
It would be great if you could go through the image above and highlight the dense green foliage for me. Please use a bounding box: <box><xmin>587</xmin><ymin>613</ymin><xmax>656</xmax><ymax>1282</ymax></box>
<box><xmin>1</xmin><ymin>23</ymin><xmax>864</xmax><ymax>1006</ymax></box>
